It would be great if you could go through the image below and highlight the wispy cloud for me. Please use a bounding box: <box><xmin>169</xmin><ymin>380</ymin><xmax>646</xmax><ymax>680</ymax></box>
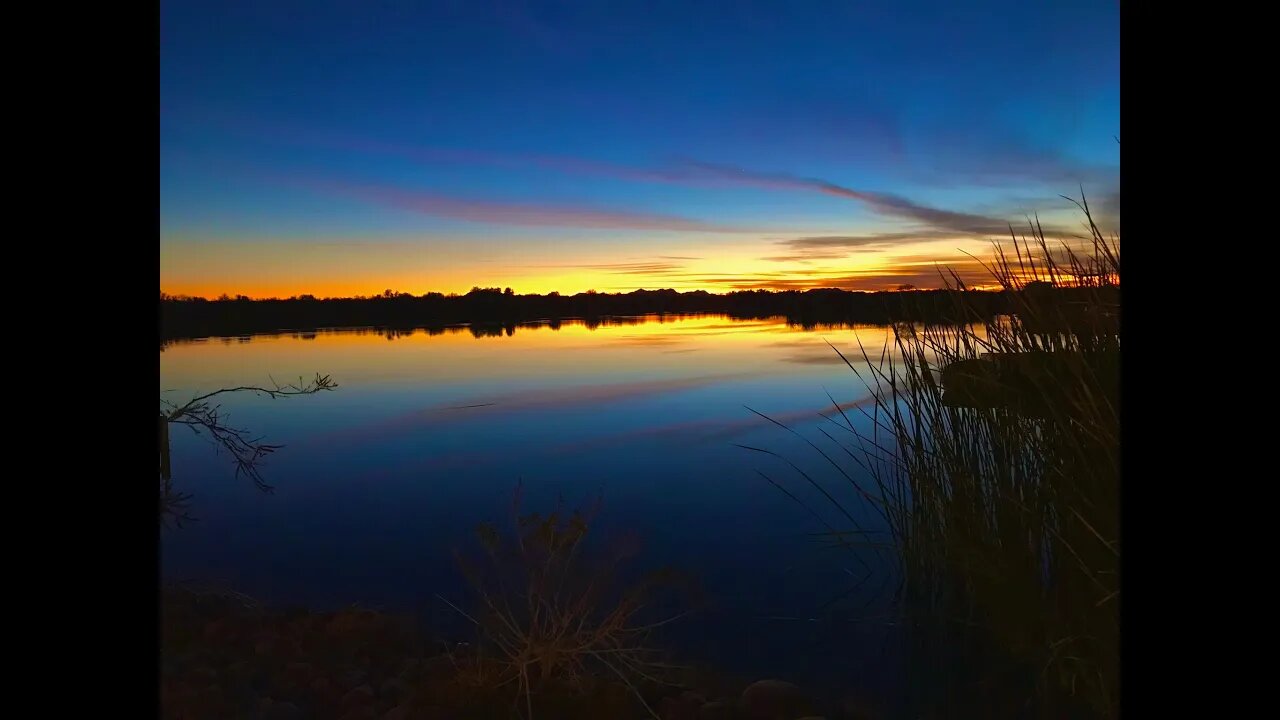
<box><xmin>765</xmin><ymin>231</ymin><xmax>956</xmax><ymax>259</ymax></box>
<box><xmin>673</xmin><ymin>253</ymin><xmax>994</xmax><ymax>292</ymax></box>
<box><xmin>179</xmin><ymin>115</ymin><xmax>1101</xmax><ymax>267</ymax></box>
<box><xmin>515</xmin><ymin>259</ymin><xmax>694</xmax><ymax>276</ymax></box>
<box><xmin>677</xmin><ymin>161</ymin><xmax>1035</xmax><ymax>236</ymax></box>
<box><xmin>303</xmin><ymin>179</ymin><xmax>747</xmax><ymax>233</ymax></box>
<box><xmin>758</xmin><ymin>253</ymin><xmax>850</xmax><ymax>263</ymax></box>
<box><xmin>574</xmin><ymin>261</ymin><xmax>688</xmax><ymax>274</ymax></box>
<box><xmin>193</xmin><ymin>115</ymin><xmax>1029</xmax><ymax>232</ymax></box>
<box><xmin>782</xmin><ymin>233</ymin><xmax>931</xmax><ymax>248</ymax></box>
<box><xmin>760</xmin><ymin>231</ymin><xmax>968</xmax><ymax>263</ymax></box>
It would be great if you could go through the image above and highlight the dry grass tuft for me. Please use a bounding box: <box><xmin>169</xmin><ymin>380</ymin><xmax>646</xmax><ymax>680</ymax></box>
<box><xmin>438</xmin><ymin>485</ymin><xmax>696</xmax><ymax>719</ymax></box>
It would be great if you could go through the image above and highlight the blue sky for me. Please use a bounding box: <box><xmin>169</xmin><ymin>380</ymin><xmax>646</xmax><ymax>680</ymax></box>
<box><xmin>160</xmin><ymin>0</ymin><xmax>1119</xmax><ymax>296</ymax></box>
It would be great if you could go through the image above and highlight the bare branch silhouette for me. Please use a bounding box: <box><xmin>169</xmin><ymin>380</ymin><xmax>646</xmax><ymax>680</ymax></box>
<box><xmin>159</xmin><ymin>373</ymin><xmax>338</xmax><ymax>526</ymax></box>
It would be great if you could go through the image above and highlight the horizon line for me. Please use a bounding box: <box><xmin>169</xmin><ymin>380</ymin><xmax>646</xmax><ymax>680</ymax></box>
<box><xmin>160</xmin><ymin>281</ymin><xmax>1085</xmax><ymax>302</ymax></box>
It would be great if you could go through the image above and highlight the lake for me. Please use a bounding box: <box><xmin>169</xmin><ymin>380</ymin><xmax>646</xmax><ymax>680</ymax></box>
<box><xmin>160</xmin><ymin>314</ymin><xmax>908</xmax><ymax>703</ymax></box>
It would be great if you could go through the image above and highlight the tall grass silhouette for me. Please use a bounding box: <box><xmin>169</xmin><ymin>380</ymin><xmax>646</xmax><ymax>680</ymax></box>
<box><xmin>765</xmin><ymin>193</ymin><xmax>1119</xmax><ymax>718</ymax></box>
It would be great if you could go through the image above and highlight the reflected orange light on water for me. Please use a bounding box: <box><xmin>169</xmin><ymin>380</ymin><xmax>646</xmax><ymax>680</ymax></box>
<box><xmin>160</xmin><ymin>315</ymin><xmax>902</xmax><ymax>396</ymax></box>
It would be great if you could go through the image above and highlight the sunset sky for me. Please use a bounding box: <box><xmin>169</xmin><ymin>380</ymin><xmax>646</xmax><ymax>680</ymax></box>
<box><xmin>160</xmin><ymin>0</ymin><xmax>1119</xmax><ymax>298</ymax></box>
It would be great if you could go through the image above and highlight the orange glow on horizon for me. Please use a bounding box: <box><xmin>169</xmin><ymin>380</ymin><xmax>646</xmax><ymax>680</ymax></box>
<box><xmin>161</xmin><ymin>233</ymin><xmax>1104</xmax><ymax>298</ymax></box>
<box><xmin>160</xmin><ymin>276</ymin><xmax>964</xmax><ymax>299</ymax></box>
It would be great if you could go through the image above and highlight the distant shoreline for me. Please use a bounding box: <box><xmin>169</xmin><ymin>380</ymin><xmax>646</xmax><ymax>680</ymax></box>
<box><xmin>161</xmin><ymin>286</ymin><xmax>1083</xmax><ymax>342</ymax></box>
<box><xmin>160</xmin><ymin>313</ymin><xmax>742</xmax><ymax>344</ymax></box>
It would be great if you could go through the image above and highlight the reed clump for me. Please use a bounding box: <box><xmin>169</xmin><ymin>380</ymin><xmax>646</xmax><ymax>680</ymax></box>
<box><xmin>823</xmin><ymin>195</ymin><xmax>1118</xmax><ymax>718</ymax></box>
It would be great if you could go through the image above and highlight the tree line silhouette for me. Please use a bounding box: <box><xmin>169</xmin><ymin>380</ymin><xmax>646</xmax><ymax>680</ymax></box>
<box><xmin>160</xmin><ymin>285</ymin><xmax>1113</xmax><ymax>341</ymax></box>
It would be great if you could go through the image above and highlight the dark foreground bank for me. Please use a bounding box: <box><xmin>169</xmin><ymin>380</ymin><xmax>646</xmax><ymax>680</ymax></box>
<box><xmin>161</xmin><ymin>584</ymin><xmax>883</xmax><ymax>720</ymax></box>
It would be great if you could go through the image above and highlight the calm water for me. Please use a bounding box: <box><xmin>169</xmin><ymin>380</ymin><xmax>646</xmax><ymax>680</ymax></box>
<box><xmin>160</xmin><ymin>314</ymin><xmax>906</xmax><ymax>701</ymax></box>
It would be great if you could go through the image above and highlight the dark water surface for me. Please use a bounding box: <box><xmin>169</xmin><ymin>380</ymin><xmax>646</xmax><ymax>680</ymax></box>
<box><xmin>161</xmin><ymin>314</ymin><xmax>906</xmax><ymax>704</ymax></box>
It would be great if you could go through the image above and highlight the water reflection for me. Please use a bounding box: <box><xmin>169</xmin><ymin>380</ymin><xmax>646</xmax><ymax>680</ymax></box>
<box><xmin>159</xmin><ymin>314</ymin><xmax>905</xmax><ymax>699</ymax></box>
<box><xmin>160</xmin><ymin>313</ymin><xmax>880</xmax><ymax>350</ymax></box>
